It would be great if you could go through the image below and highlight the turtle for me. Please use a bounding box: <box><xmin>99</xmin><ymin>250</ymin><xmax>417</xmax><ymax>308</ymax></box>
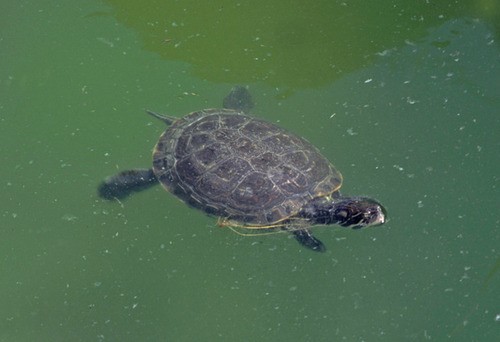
<box><xmin>98</xmin><ymin>86</ymin><xmax>387</xmax><ymax>252</ymax></box>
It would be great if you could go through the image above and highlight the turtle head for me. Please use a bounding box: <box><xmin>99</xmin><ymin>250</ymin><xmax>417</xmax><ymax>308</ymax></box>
<box><xmin>303</xmin><ymin>196</ymin><xmax>387</xmax><ymax>228</ymax></box>
<box><xmin>331</xmin><ymin>197</ymin><xmax>387</xmax><ymax>229</ymax></box>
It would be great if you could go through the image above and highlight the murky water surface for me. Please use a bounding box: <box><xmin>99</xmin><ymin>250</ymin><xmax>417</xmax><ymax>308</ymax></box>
<box><xmin>1</xmin><ymin>1</ymin><xmax>499</xmax><ymax>341</ymax></box>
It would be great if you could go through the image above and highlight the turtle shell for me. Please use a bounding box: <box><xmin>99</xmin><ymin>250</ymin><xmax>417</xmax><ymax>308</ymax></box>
<box><xmin>152</xmin><ymin>108</ymin><xmax>342</xmax><ymax>226</ymax></box>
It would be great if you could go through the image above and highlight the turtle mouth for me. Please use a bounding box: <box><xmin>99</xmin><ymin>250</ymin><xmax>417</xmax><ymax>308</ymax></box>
<box><xmin>371</xmin><ymin>211</ymin><xmax>386</xmax><ymax>226</ymax></box>
<box><xmin>371</xmin><ymin>205</ymin><xmax>387</xmax><ymax>225</ymax></box>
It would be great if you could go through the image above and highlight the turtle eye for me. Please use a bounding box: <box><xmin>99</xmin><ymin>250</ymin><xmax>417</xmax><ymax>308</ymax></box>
<box><xmin>336</xmin><ymin>209</ymin><xmax>348</xmax><ymax>219</ymax></box>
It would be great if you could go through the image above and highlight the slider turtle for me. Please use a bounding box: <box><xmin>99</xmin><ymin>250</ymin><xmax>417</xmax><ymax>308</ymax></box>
<box><xmin>98</xmin><ymin>87</ymin><xmax>386</xmax><ymax>252</ymax></box>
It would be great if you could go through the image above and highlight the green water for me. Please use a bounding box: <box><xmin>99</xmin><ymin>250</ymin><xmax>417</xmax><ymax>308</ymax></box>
<box><xmin>1</xmin><ymin>0</ymin><xmax>499</xmax><ymax>341</ymax></box>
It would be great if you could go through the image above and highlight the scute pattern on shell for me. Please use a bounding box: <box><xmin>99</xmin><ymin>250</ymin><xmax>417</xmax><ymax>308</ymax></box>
<box><xmin>152</xmin><ymin>109</ymin><xmax>342</xmax><ymax>226</ymax></box>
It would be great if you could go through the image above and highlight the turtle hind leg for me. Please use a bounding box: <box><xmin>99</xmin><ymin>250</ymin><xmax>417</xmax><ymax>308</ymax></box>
<box><xmin>98</xmin><ymin>168</ymin><xmax>158</xmax><ymax>200</ymax></box>
<box><xmin>291</xmin><ymin>229</ymin><xmax>326</xmax><ymax>252</ymax></box>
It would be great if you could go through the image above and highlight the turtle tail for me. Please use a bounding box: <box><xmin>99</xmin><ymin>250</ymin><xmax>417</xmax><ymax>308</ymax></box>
<box><xmin>98</xmin><ymin>168</ymin><xmax>158</xmax><ymax>200</ymax></box>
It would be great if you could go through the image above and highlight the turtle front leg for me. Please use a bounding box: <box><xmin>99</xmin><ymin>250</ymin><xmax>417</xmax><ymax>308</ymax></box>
<box><xmin>98</xmin><ymin>168</ymin><xmax>158</xmax><ymax>200</ymax></box>
<box><xmin>291</xmin><ymin>229</ymin><xmax>326</xmax><ymax>252</ymax></box>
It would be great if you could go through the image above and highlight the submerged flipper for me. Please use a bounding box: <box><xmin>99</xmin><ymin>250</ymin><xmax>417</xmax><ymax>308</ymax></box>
<box><xmin>291</xmin><ymin>229</ymin><xmax>326</xmax><ymax>252</ymax></box>
<box><xmin>98</xmin><ymin>168</ymin><xmax>158</xmax><ymax>200</ymax></box>
<box><xmin>223</xmin><ymin>86</ymin><xmax>254</xmax><ymax>113</ymax></box>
